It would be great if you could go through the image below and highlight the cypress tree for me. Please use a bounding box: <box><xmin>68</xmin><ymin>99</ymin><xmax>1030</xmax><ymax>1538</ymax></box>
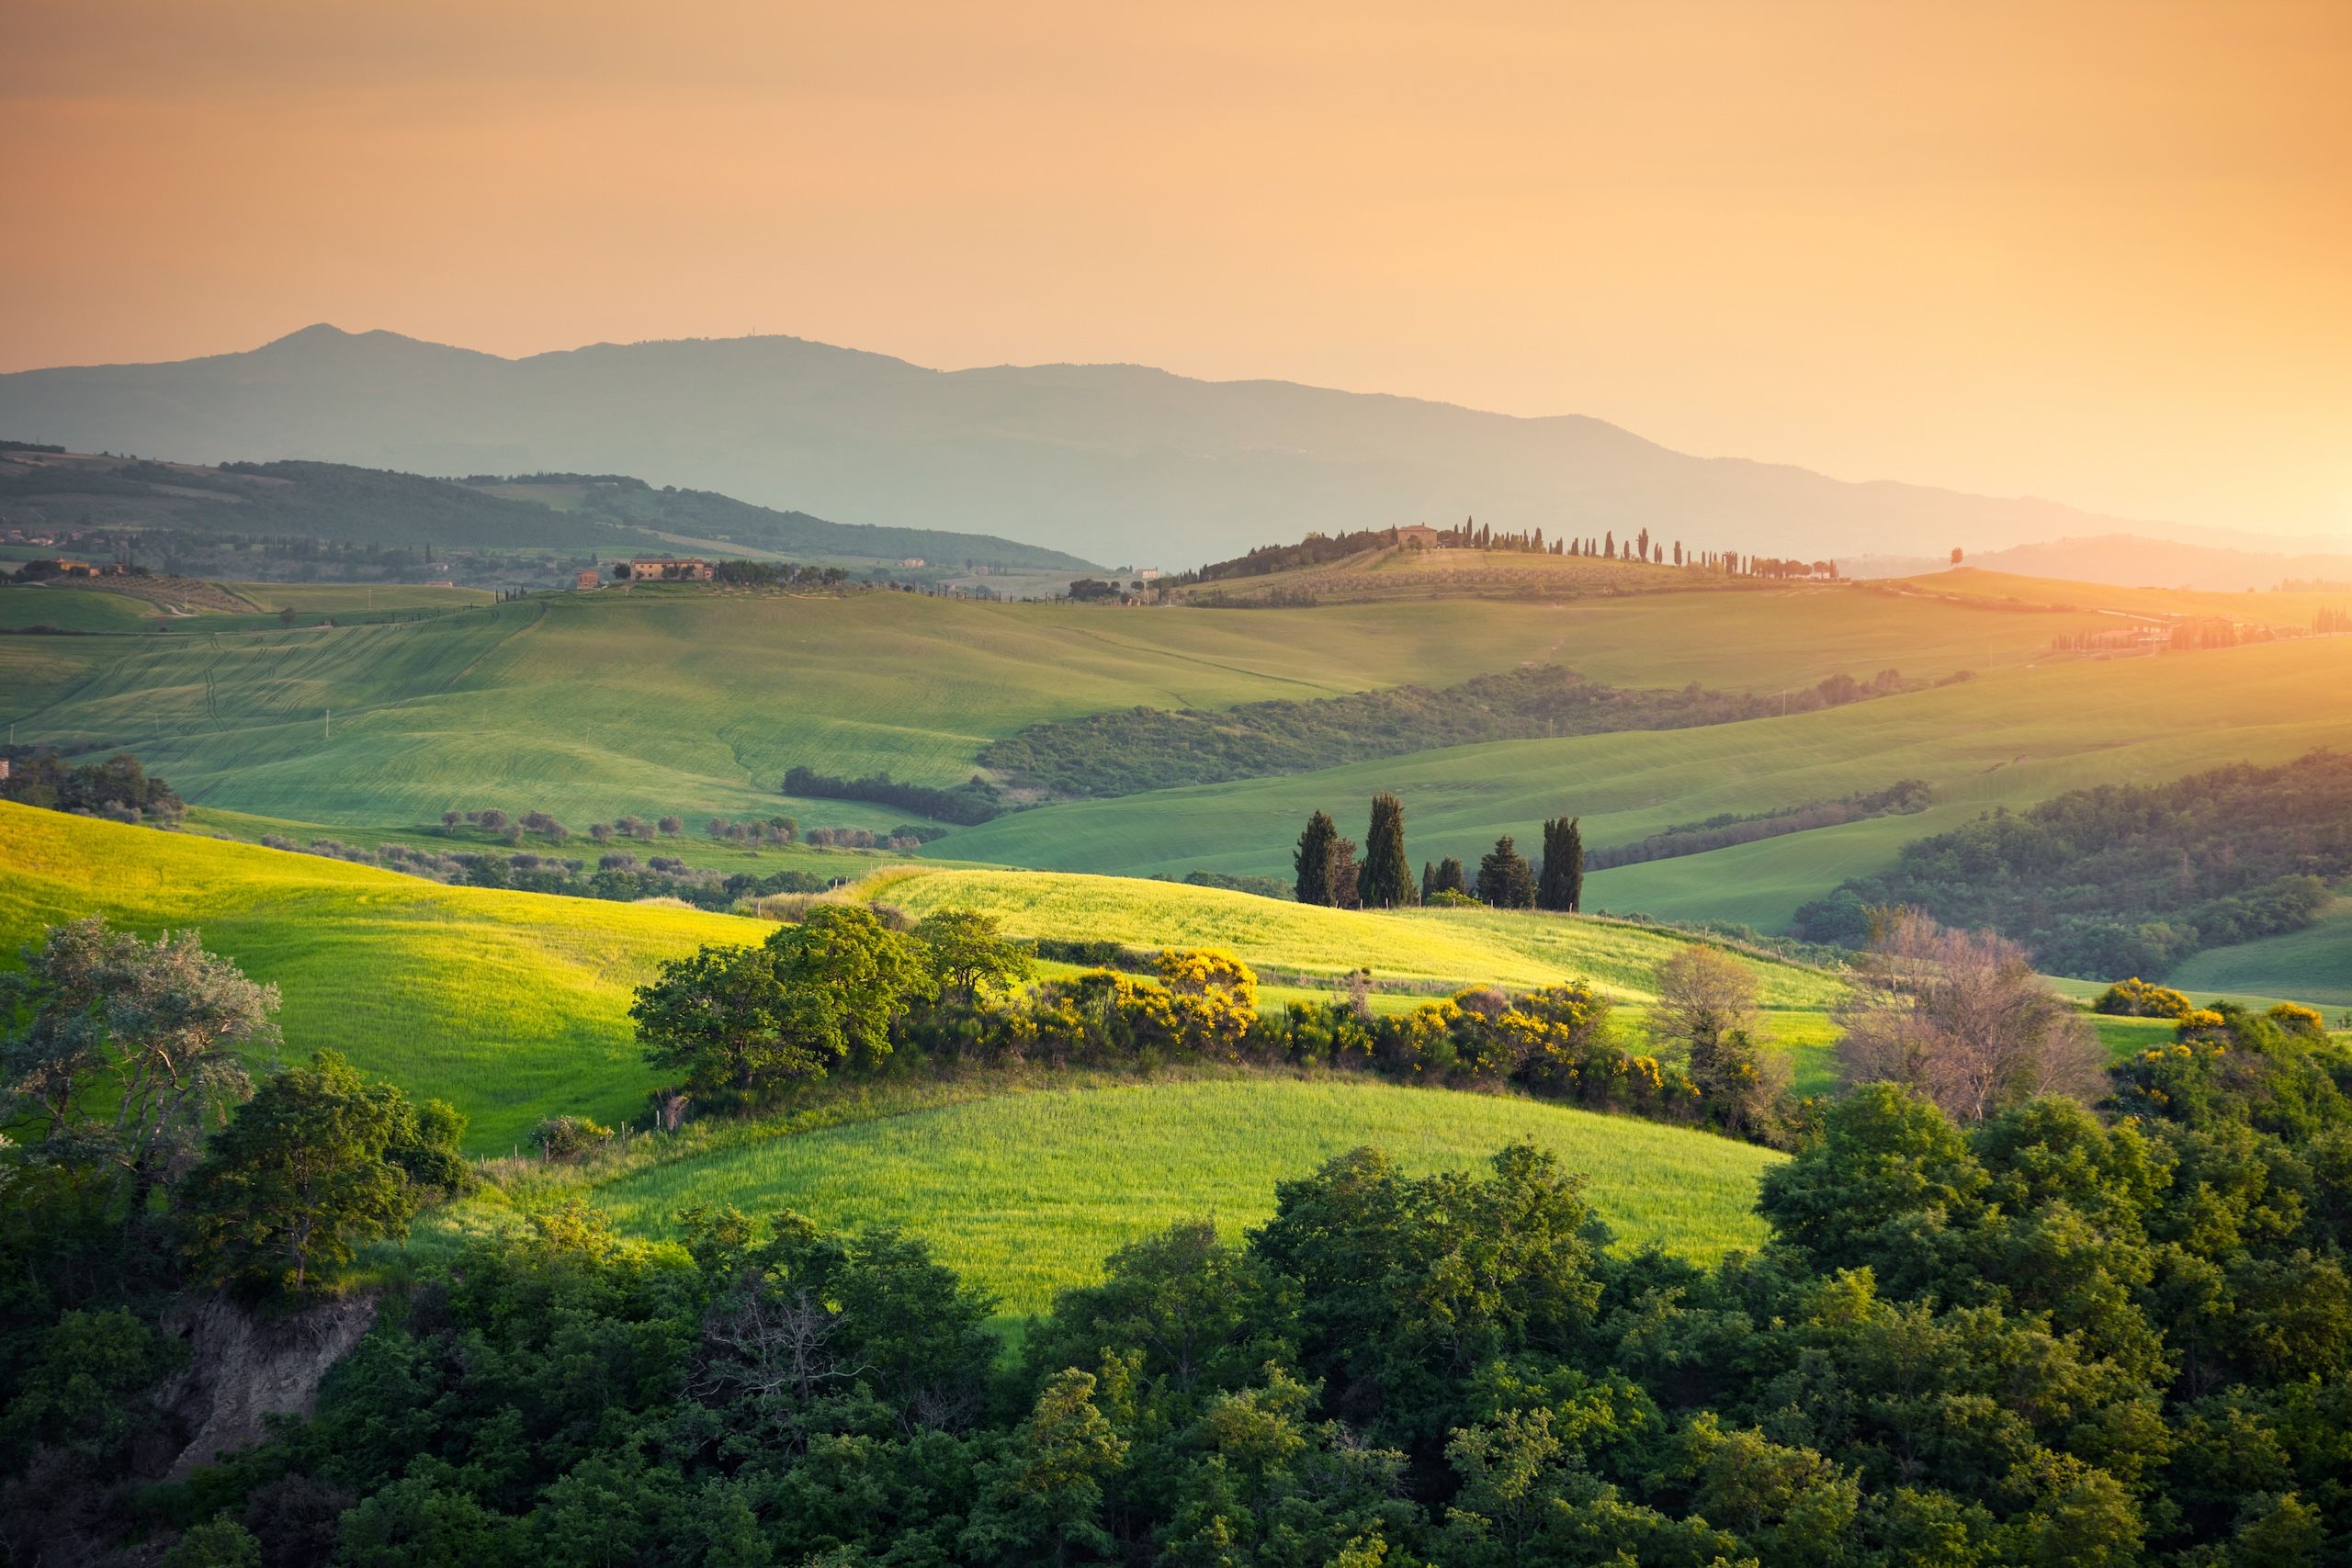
<box><xmin>1538</xmin><ymin>815</ymin><xmax>1585</xmax><ymax>912</ymax></box>
<box><xmin>1358</xmin><ymin>793</ymin><xmax>1415</xmax><ymax>908</ymax></box>
<box><xmin>1294</xmin><ymin>811</ymin><xmax>1338</xmax><ymax>905</ymax></box>
<box><xmin>1476</xmin><ymin>836</ymin><xmax>1536</xmax><ymax>908</ymax></box>
<box><xmin>1420</xmin><ymin>860</ymin><xmax>1435</xmax><ymax>902</ymax></box>
<box><xmin>1435</xmin><ymin>856</ymin><xmax>1468</xmax><ymax>896</ymax></box>
<box><xmin>1329</xmin><ymin>836</ymin><xmax>1363</xmax><ymax>909</ymax></box>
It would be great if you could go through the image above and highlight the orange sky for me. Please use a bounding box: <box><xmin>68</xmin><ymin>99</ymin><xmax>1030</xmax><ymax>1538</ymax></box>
<box><xmin>7</xmin><ymin>0</ymin><xmax>2349</xmax><ymax>540</ymax></box>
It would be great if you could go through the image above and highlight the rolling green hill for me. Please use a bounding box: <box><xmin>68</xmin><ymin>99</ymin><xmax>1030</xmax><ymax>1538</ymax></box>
<box><xmin>856</xmin><ymin>865</ymin><xmax>1839</xmax><ymax>1007</ymax></box>
<box><xmin>0</xmin><ymin>800</ymin><xmax>760</xmax><ymax>1150</ymax></box>
<box><xmin>2169</xmin><ymin>893</ymin><xmax>2352</xmax><ymax>1009</ymax></box>
<box><xmin>942</xmin><ymin>636</ymin><xmax>2352</xmax><ymax>935</ymax></box>
<box><xmin>0</xmin><ymin>584</ymin><xmax>160</xmax><ymax>633</ymax></box>
<box><xmin>7</xmin><ymin>576</ymin><xmax>2347</xmax><ymax>990</ymax></box>
<box><xmin>6</xmin><ymin>802</ymin><xmax>1792</xmax><ymax>1306</ymax></box>
<box><xmin>1</xmin><ymin>801</ymin><xmax>1849</xmax><ymax>1145</ymax></box>
<box><xmin>0</xmin><ymin>578</ymin><xmax>2147</xmax><ymax>830</ymax></box>
<box><xmin>585</xmin><ymin>1078</ymin><xmax>1783</xmax><ymax>1313</ymax></box>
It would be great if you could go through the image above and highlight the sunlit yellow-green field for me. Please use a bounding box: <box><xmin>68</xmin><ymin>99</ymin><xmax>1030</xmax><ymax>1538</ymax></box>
<box><xmin>586</xmin><ymin>1077</ymin><xmax>1783</xmax><ymax>1313</ymax></box>
<box><xmin>0</xmin><ymin>800</ymin><xmax>760</xmax><ymax>1151</ymax></box>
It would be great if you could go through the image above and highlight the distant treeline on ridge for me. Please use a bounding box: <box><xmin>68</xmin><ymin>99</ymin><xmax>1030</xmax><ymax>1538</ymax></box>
<box><xmin>982</xmin><ymin>664</ymin><xmax>1926</xmax><ymax>799</ymax></box>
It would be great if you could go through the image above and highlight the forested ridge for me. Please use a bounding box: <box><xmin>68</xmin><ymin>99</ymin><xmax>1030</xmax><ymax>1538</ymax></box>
<box><xmin>0</xmin><ymin>452</ymin><xmax>1094</xmax><ymax>568</ymax></box>
<box><xmin>1794</xmin><ymin>750</ymin><xmax>2352</xmax><ymax>977</ymax></box>
<box><xmin>981</xmin><ymin>665</ymin><xmax>1919</xmax><ymax>799</ymax></box>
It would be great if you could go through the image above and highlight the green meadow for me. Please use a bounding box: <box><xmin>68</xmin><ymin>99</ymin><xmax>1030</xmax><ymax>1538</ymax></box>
<box><xmin>587</xmin><ymin>1078</ymin><xmax>1783</xmax><ymax>1313</ymax></box>
<box><xmin>859</xmin><ymin>865</ymin><xmax>1840</xmax><ymax>1004</ymax></box>
<box><xmin>1</xmin><ymin>579</ymin><xmax>2131</xmax><ymax>836</ymax></box>
<box><xmin>941</xmin><ymin>636</ymin><xmax>2352</xmax><ymax>932</ymax></box>
<box><xmin>0</xmin><ymin>801</ymin><xmax>761</xmax><ymax>1151</ymax></box>
<box><xmin>0</xmin><ymin>585</ymin><xmax>162</xmax><ymax>633</ymax></box>
<box><xmin>2</xmin><ymin>803</ymin><xmax>1848</xmax><ymax>1147</ymax></box>
<box><xmin>6</xmin><ymin>807</ymin><xmax>1792</xmax><ymax>1301</ymax></box>
<box><xmin>2167</xmin><ymin>893</ymin><xmax>2352</xmax><ymax>1010</ymax></box>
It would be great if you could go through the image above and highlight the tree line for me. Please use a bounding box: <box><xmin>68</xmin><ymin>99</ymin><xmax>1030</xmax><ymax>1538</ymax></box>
<box><xmin>0</xmin><ymin>750</ymin><xmax>184</xmax><ymax>825</ymax></box>
<box><xmin>621</xmin><ymin>903</ymin><xmax>1803</xmax><ymax>1138</ymax></box>
<box><xmin>781</xmin><ymin>765</ymin><xmax>1007</xmax><ymax>826</ymax></box>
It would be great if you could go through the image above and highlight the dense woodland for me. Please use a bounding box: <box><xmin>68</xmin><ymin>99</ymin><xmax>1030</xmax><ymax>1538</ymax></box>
<box><xmin>982</xmin><ymin>666</ymin><xmax>1920</xmax><ymax>800</ymax></box>
<box><xmin>1793</xmin><ymin>750</ymin><xmax>2352</xmax><ymax>976</ymax></box>
<box><xmin>5</xmin><ymin>906</ymin><xmax>2352</xmax><ymax>1564</ymax></box>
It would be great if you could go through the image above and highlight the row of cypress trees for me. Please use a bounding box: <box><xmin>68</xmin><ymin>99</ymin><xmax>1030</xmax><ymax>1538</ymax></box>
<box><xmin>1292</xmin><ymin>795</ymin><xmax>1585</xmax><ymax>911</ymax></box>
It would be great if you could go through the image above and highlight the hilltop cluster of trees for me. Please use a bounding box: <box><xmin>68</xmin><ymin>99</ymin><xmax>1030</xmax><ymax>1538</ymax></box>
<box><xmin>1586</xmin><ymin>779</ymin><xmax>1931</xmax><ymax>871</ymax></box>
<box><xmin>985</xmin><ymin>665</ymin><xmax>1917</xmax><ymax>799</ymax></box>
<box><xmin>1794</xmin><ymin>750</ymin><xmax>2352</xmax><ymax>976</ymax></box>
<box><xmin>0</xmin><ymin>750</ymin><xmax>184</xmax><ymax>825</ymax></box>
<box><xmin>12</xmin><ymin>911</ymin><xmax>2352</xmax><ymax>1565</ymax></box>
<box><xmin>1290</xmin><ymin>797</ymin><xmax>1587</xmax><ymax>915</ymax></box>
<box><xmin>1165</xmin><ymin>523</ymin><xmax>1841</xmax><ymax>583</ymax></box>
<box><xmin>782</xmin><ymin>765</ymin><xmax>1005</xmax><ymax>826</ymax></box>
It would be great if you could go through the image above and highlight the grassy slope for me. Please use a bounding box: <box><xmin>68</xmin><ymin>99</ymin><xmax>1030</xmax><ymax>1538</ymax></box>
<box><xmin>942</xmin><ymin>637</ymin><xmax>2352</xmax><ymax>937</ymax></box>
<box><xmin>591</xmin><ymin>1078</ymin><xmax>1781</xmax><ymax>1313</ymax></box>
<box><xmin>0</xmin><ymin>801</ymin><xmax>758</xmax><ymax>1151</ymax></box>
<box><xmin>862</xmin><ymin>867</ymin><xmax>1849</xmax><ymax>1092</ymax></box>
<box><xmin>0</xmin><ymin>586</ymin><xmax>161</xmax><ymax>633</ymax></box>
<box><xmin>0</xmin><ymin>582</ymin><xmax>2120</xmax><ymax>833</ymax></box>
<box><xmin>2</xmin><ymin>801</ymin><xmax>1847</xmax><ymax>1140</ymax></box>
<box><xmin>6</xmin><ymin>807</ymin><xmax>1787</xmax><ymax>1306</ymax></box>
<box><xmin>2168</xmin><ymin>894</ymin><xmax>2352</xmax><ymax>1010</ymax></box>
<box><xmin>862</xmin><ymin>866</ymin><xmax>1838</xmax><ymax>1004</ymax></box>
<box><xmin>1887</xmin><ymin>569</ymin><xmax>2352</xmax><ymax>625</ymax></box>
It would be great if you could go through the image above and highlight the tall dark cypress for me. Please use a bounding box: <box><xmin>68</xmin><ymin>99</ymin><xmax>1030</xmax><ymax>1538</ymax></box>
<box><xmin>1433</xmin><ymin>856</ymin><xmax>1468</xmax><ymax>897</ymax></box>
<box><xmin>1477</xmin><ymin>836</ymin><xmax>1536</xmax><ymax>908</ymax></box>
<box><xmin>1420</xmin><ymin>860</ymin><xmax>1436</xmax><ymax>902</ymax></box>
<box><xmin>1358</xmin><ymin>794</ymin><xmax>1415</xmax><ymax>908</ymax></box>
<box><xmin>1294</xmin><ymin>810</ymin><xmax>1339</xmax><ymax>905</ymax></box>
<box><xmin>1538</xmin><ymin>815</ymin><xmax>1585</xmax><ymax>912</ymax></box>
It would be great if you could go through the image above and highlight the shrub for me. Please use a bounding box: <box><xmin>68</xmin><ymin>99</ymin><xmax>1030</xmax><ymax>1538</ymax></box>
<box><xmin>2267</xmin><ymin>1000</ymin><xmax>2327</xmax><ymax>1039</ymax></box>
<box><xmin>2093</xmin><ymin>977</ymin><xmax>2194</xmax><ymax>1019</ymax></box>
<box><xmin>532</xmin><ymin>1114</ymin><xmax>616</xmax><ymax>1160</ymax></box>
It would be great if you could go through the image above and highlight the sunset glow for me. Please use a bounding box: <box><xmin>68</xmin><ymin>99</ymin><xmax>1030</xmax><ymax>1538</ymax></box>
<box><xmin>6</xmin><ymin>0</ymin><xmax>2348</xmax><ymax>539</ymax></box>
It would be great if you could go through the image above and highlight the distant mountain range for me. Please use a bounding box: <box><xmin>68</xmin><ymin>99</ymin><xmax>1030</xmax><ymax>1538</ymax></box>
<box><xmin>0</xmin><ymin>445</ymin><xmax>1097</xmax><ymax>570</ymax></box>
<box><xmin>0</xmin><ymin>323</ymin><xmax>2330</xmax><ymax>569</ymax></box>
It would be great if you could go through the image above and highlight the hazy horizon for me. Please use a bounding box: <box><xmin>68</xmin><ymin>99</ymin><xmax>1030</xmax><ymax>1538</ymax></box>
<box><xmin>9</xmin><ymin>0</ymin><xmax>2350</xmax><ymax>543</ymax></box>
